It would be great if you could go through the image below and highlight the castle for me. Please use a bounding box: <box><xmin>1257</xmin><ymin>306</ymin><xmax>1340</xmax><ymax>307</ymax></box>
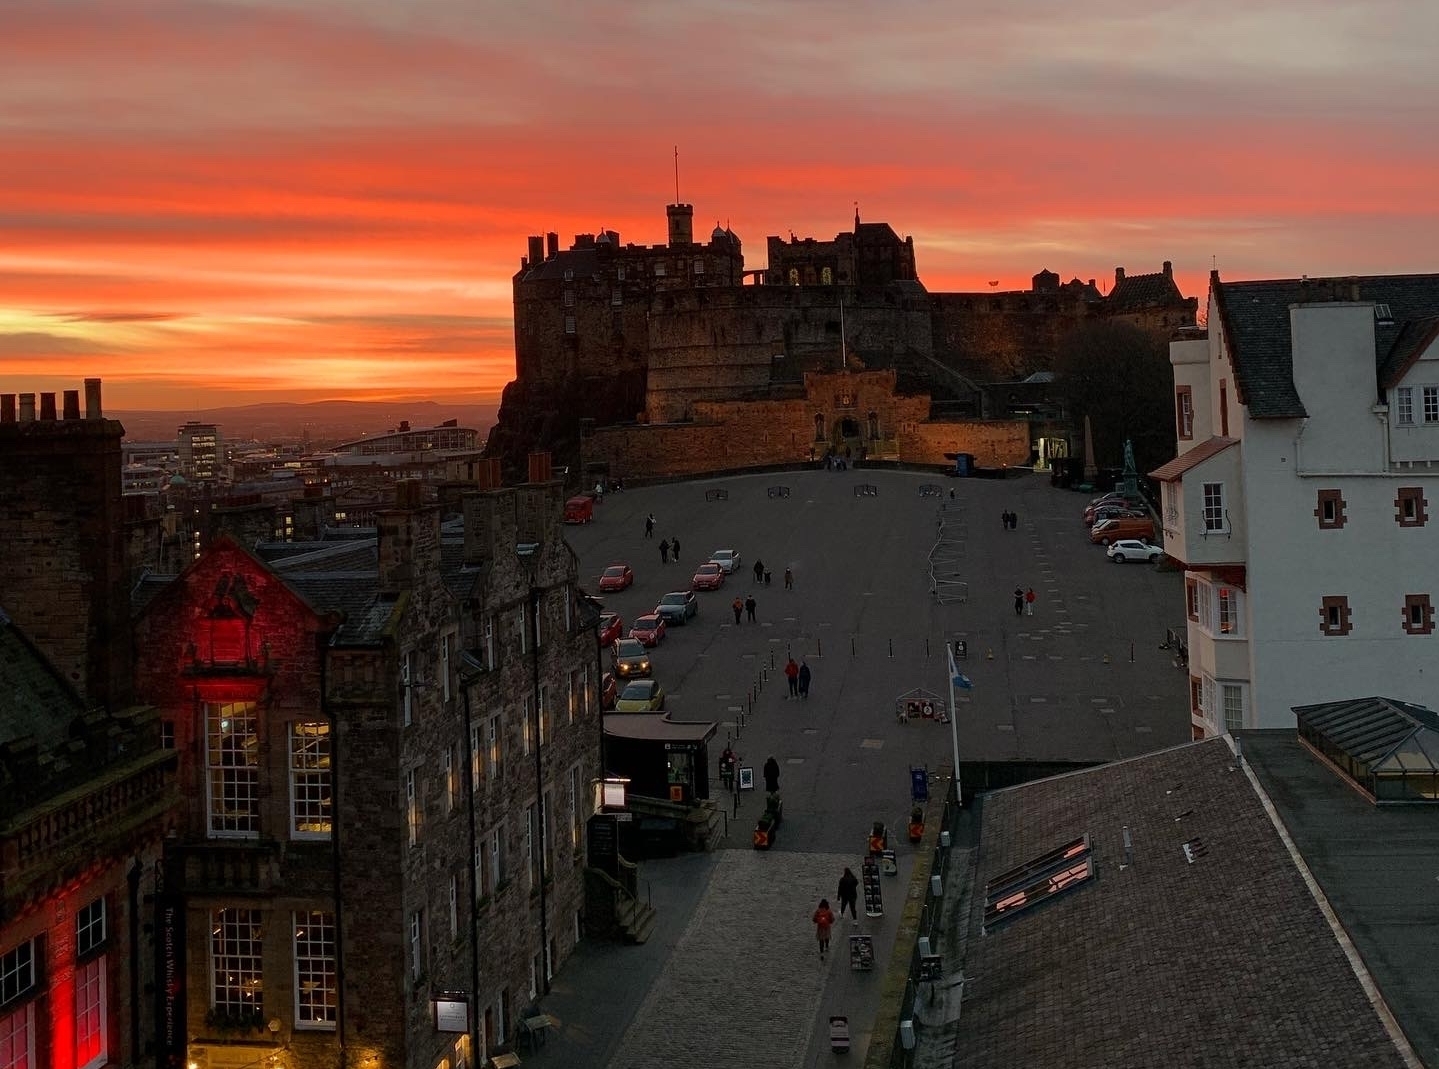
<box><xmin>486</xmin><ymin>204</ymin><xmax>1197</xmax><ymax>479</ymax></box>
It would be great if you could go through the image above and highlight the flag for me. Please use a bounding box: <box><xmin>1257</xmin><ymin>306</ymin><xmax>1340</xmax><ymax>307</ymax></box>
<box><xmin>953</xmin><ymin>673</ymin><xmax>973</xmax><ymax>690</ymax></box>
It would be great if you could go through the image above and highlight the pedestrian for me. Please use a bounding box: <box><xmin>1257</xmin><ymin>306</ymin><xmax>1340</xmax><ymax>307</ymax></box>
<box><xmin>1010</xmin><ymin>509</ymin><xmax>1020</xmax><ymax>529</ymax></box>
<box><xmin>659</xmin><ymin>539</ymin><xmax>670</xmax><ymax>564</ymax></box>
<box><xmin>837</xmin><ymin>868</ymin><xmax>859</xmax><ymax>920</ymax></box>
<box><xmin>670</xmin><ymin>536</ymin><xmax>680</xmax><ymax>562</ymax></box>
<box><xmin>1025</xmin><ymin>587</ymin><xmax>1036</xmax><ymax>616</ymax></box>
<box><xmin>745</xmin><ymin>594</ymin><xmax>757</xmax><ymax>623</ymax></box>
<box><xmin>949</xmin><ymin>488</ymin><xmax>955</xmax><ymax>500</ymax></box>
<box><xmin>753</xmin><ymin>559</ymin><xmax>765</xmax><ymax>584</ymax></box>
<box><xmin>1001</xmin><ymin>509</ymin><xmax>1008</xmax><ymax>530</ymax></box>
<box><xmin>732</xmin><ymin>596</ymin><xmax>743</xmax><ymax>625</ymax></box>
<box><xmin>1013</xmin><ymin>587</ymin><xmax>1024</xmax><ymax>616</ymax></box>
<box><xmin>798</xmin><ymin>659</ymin><xmax>811</xmax><ymax>699</ymax></box>
<box><xmin>784</xmin><ymin>567</ymin><xmax>794</xmax><ymax>590</ymax></box>
<box><xmin>813</xmin><ymin>899</ymin><xmax>836</xmax><ymax>959</ymax></box>
<box><xmin>784</xmin><ymin>657</ymin><xmax>800</xmax><ymax>697</ymax></box>
<box><xmin>644</xmin><ymin>513</ymin><xmax>655</xmax><ymax>538</ymax></box>
<box><xmin>763</xmin><ymin>755</ymin><xmax>780</xmax><ymax>793</ymax></box>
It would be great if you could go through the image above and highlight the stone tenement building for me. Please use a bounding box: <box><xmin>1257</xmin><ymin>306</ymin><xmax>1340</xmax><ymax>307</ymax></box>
<box><xmin>486</xmin><ymin>204</ymin><xmax>1197</xmax><ymax>479</ymax></box>
<box><xmin>131</xmin><ymin>465</ymin><xmax>604</xmax><ymax>1069</ymax></box>
<box><xmin>0</xmin><ymin>379</ymin><xmax>180</xmax><ymax>1069</ymax></box>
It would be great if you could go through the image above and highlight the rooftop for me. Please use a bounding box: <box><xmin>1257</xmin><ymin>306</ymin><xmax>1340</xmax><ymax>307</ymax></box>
<box><xmin>953</xmin><ymin>736</ymin><xmax>1411</xmax><ymax>1068</ymax></box>
<box><xmin>1242</xmin><ymin>728</ymin><xmax>1439</xmax><ymax>1066</ymax></box>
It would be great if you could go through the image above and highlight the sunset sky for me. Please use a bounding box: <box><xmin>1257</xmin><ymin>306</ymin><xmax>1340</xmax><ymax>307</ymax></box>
<box><xmin>3</xmin><ymin>0</ymin><xmax>1437</xmax><ymax>409</ymax></box>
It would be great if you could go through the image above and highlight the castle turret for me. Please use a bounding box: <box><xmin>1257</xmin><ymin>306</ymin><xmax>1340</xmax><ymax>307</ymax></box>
<box><xmin>667</xmin><ymin>203</ymin><xmax>694</xmax><ymax>246</ymax></box>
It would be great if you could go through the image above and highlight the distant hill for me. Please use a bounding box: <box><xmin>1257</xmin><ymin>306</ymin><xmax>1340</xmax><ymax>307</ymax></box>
<box><xmin>113</xmin><ymin>399</ymin><xmax>501</xmax><ymax>448</ymax></box>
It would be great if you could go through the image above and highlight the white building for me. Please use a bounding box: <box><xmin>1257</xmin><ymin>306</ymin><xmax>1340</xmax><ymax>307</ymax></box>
<box><xmin>1153</xmin><ymin>272</ymin><xmax>1439</xmax><ymax>734</ymax></box>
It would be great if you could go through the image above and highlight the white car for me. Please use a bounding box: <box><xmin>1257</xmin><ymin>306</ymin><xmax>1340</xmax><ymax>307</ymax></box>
<box><xmin>709</xmin><ymin>549</ymin><xmax>741</xmax><ymax>573</ymax></box>
<box><xmin>1107</xmin><ymin>539</ymin><xmax>1163</xmax><ymax>564</ymax></box>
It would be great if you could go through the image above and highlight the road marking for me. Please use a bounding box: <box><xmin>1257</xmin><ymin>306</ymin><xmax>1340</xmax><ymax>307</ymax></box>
<box><xmin>996</xmin><ymin>723</ymin><xmax>1014</xmax><ymax>731</ymax></box>
<box><xmin>715</xmin><ymin>693</ymin><xmax>731</xmax><ymax>700</ymax></box>
<box><xmin>1135</xmin><ymin>725</ymin><xmax>1153</xmax><ymax>733</ymax></box>
<box><xmin>726</xmin><ymin>706</ymin><xmax>743</xmax><ymax>714</ymax></box>
<box><xmin>1047</xmin><ymin>655</ymin><xmax>1063</xmax><ymax>661</ymax></box>
<box><xmin>860</xmin><ymin>738</ymin><xmax>884</xmax><ymax>749</ymax></box>
<box><xmin>1030</xmin><ymin>697</ymin><xmax>1047</xmax><ymax>703</ymax></box>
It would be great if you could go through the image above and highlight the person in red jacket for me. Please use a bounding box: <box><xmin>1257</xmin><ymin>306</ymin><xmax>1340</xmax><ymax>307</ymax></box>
<box><xmin>813</xmin><ymin>899</ymin><xmax>836</xmax><ymax>958</ymax></box>
<box><xmin>784</xmin><ymin>656</ymin><xmax>800</xmax><ymax>697</ymax></box>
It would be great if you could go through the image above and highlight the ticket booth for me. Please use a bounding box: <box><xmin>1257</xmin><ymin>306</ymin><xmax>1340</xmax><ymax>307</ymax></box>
<box><xmin>603</xmin><ymin>714</ymin><xmax>716</xmax><ymax>804</ymax></box>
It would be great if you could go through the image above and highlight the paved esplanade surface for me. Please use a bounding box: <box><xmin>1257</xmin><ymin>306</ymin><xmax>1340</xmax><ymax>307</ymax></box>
<box><xmin>527</xmin><ymin>469</ymin><xmax>1188</xmax><ymax>1068</ymax></box>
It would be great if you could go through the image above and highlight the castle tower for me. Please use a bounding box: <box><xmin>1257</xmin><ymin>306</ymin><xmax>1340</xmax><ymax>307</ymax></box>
<box><xmin>667</xmin><ymin>202</ymin><xmax>694</xmax><ymax>246</ymax></box>
<box><xmin>0</xmin><ymin>378</ymin><xmax>133</xmax><ymax>707</ymax></box>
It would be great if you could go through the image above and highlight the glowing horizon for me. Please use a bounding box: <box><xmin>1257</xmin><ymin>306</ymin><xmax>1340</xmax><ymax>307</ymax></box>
<box><xmin>3</xmin><ymin>0</ymin><xmax>1437</xmax><ymax>410</ymax></box>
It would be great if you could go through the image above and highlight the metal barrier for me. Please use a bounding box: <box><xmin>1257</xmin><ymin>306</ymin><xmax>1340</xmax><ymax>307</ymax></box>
<box><xmin>767</xmin><ymin>485</ymin><xmax>791</xmax><ymax>498</ymax></box>
<box><xmin>918</xmin><ymin>484</ymin><xmax>942</xmax><ymax>498</ymax></box>
<box><xmin>854</xmin><ymin>483</ymin><xmax>880</xmax><ymax>497</ymax></box>
<box><xmin>930</xmin><ymin>505</ymin><xmax>968</xmax><ymax>603</ymax></box>
<box><xmin>704</xmin><ymin>488</ymin><xmax>729</xmax><ymax>502</ymax></box>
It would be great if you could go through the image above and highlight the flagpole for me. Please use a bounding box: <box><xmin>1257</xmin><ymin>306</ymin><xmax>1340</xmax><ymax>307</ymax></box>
<box><xmin>946</xmin><ymin>644</ymin><xmax>963</xmax><ymax>806</ymax></box>
<box><xmin>839</xmin><ymin>298</ymin><xmax>847</xmax><ymax>370</ymax></box>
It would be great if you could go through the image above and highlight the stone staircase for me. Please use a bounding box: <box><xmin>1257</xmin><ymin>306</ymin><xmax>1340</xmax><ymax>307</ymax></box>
<box><xmin>615</xmin><ymin>887</ymin><xmax>658</xmax><ymax>944</ymax></box>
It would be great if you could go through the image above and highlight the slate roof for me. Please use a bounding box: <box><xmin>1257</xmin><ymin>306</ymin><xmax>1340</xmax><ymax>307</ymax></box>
<box><xmin>1149</xmin><ymin>435</ymin><xmax>1238</xmax><ymax>481</ymax></box>
<box><xmin>1104</xmin><ymin>270</ymin><xmax>1186</xmax><ymax>312</ymax></box>
<box><xmin>0</xmin><ymin>605</ymin><xmax>84</xmax><ymax>750</ymax></box>
<box><xmin>519</xmin><ymin>246</ymin><xmax>600</xmax><ymax>283</ymax></box>
<box><xmin>1241</xmin><ymin>729</ymin><xmax>1439</xmax><ymax>1067</ymax></box>
<box><xmin>1379</xmin><ymin>314</ymin><xmax>1439</xmax><ymax>389</ymax></box>
<box><xmin>1213</xmin><ymin>271</ymin><xmax>1439</xmax><ymax>418</ymax></box>
<box><xmin>953</xmin><ymin>737</ymin><xmax>1409</xmax><ymax>1069</ymax></box>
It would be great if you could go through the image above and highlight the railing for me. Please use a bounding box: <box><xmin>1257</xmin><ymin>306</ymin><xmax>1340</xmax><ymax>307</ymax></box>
<box><xmin>930</xmin><ymin>504</ymin><xmax>968</xmax><ymax>604</ymax></box>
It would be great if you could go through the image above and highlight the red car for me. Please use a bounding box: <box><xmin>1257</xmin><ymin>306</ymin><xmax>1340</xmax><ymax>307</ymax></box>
<box><xmin>692</xmin><ymin>562</ymin><xmax>725</xmax><ymax>591</ymax></box>
<box><xmin>598</xmin><ymin>612</ymin><xmax>623</xmax><ymax>647</ymax></box>
<box><xmin>600</xmin><ymin>672</ymin><xmax>618</xmax><ymax>710</ymax></box>
<box><xmin>598</xmin><ymin>563</ymin><xmax>634</xmax><ymax>592</ymax></box>
<box><xmin>629</xmin><ymin>614</ymin><xmax>668</xmax><ymax>647</ymax></box>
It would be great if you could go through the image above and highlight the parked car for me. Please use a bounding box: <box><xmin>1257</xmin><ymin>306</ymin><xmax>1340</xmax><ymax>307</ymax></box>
<box><xmin>629</xmin><ymin>614</ymin><xmax>668</xmax><ymax>647</ymax></box>
<box><xmin>1087</xmin><ymin>505</ymin><xmax>1148</xmax><ymax>527</ymax></box>
<box><xmin>600</xmin><ymin>671</ymin><xmax>618</xmax><ymax>710</ymax></box>
<box><xmin>612</xmin><ymin>638</ymin><xmax>652</xmax><ymax>678</ymax></box>
<box><xmin>598</xmin><ymin>563</ymin><xmax>634</xmax><ymax>592</ymax></box>
<box><xmin>1083</xmin><ymin>498</ymin><xmax>1146</xmax><ymax>524</ymax></box>
<box><xmin>691</xmin><ymin>562</ymin><xmax>726</xmax><ymax>591</ymax></box>
<box><xmin>1089</xmin><ymin>516</ymin><xmax>1156</xmax><ymax>545</ymax></box>
<box><xmin>654</xmin><ymin>590</ymin><xmax>699</xmax><ymax>625</ymax></box>
<box><xmin>598</xmin><ymin>611</ymin><xmax>623</xmax><ymax>646</ymax></box>
<box><xmin>1107</xmin><ymin>539</ymin><xmax>1164</xmax><ymax>563</ymax></box>
<box><xmin>614</xmin><ymin>678</ymin><xmax>666</xmax><ymax>712</ymax></box>
<box><xmin>709</xmin><ymin>549</ymin><xmax>741</xmax><ymax>573</ymax></box>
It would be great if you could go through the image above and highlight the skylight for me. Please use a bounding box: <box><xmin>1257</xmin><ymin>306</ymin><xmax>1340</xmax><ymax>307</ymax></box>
<box><xmin>1374</xmin><ymin>303</ymin><xmax>1394</xmax><ymax>324</ymax></box>
<box><xmin>983</xmin><ymin>834</ymin><xmax>1094</xmax><ymax>931</ymax></box>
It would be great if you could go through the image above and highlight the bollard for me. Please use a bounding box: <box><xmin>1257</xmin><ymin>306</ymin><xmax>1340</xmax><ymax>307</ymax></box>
<box><xmin>817</xmin><ymin>638</ymin><xmax>822</xmax><ymax>658</ymax></box>
<box><xmin>889</xmin><ymin>637</ymin><xmax>894</xmax><ymax>658</ymax></box>
<box><xmin>851</xmin><ymin>636</ymin><xmax>856</xmax><ymax>657</ymax></box>
<box><xmin>1129</xmin><ymin>641</ymin><xmax>1135</xmax><ymax>663</ymax></box>
<box><xmin>926</xmin><ymin>637</ymin><xmax>930</xmax><ymax>659</ymax></box>
<box><xmin>986</xmin><ymin>647</ymin><xmax>994</xmax><ymax>661</ymax></box>
<box><xmin>1103</xmin><ymin>652</ymin><xmax>1111</xmax><ymax>665</ymax></box>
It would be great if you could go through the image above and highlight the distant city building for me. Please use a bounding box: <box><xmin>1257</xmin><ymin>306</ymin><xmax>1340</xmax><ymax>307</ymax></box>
<box><xmin>1154</xmin><ymin>271</ymin><xmax>1439</xmax><ymax>733</ymax></box>
<box><xmin>177</xmin><ymin>421</ymin><xmax>223</xmax><ymax>481</ymax></box>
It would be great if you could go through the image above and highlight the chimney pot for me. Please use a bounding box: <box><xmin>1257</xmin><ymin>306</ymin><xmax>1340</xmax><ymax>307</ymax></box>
<box><xmin>39</xmin><ymin>393</ymin><xmax>57</xmax><ymax>421</ymax></box>
<box><xmin>63</xmin><ymin>390</ymin><xmax>81</xmax><ymax>420</ymax></box>
<box><xmin>0</xmin><ymin>395</ymin><xmax>14</xmax><ymax>423</ymax></box>
<box><xmin>84</xmin><ymin>378</ymin><xmax>103</xmax><ymax>419</ymax></box>
<box><xmin>19</xmin><ymin>393</ymin><xmax>36</xmax><ymax>422</ymax></box>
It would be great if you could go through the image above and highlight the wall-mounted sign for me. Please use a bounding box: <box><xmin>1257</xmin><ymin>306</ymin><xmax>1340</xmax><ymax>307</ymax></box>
<box><xmin>433</xmin><ymin>993</ymin><xmax>470</xmax><ymax>1033</ymax></box>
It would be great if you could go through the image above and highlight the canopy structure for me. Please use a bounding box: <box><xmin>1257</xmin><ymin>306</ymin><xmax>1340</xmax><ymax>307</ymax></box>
<box><xmin>1294</xmin><ymin>696</ymin><xmax>1439</xmax><ymax>803</ymax></box>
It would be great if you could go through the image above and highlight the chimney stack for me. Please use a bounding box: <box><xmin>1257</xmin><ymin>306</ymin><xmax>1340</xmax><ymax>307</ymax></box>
<box><xmin>1114</xmin><ymin>267</ymin><xmax>1125</xmax><ymax>285</ymax></box>
<box><xmin>546</xmin><ymin>232</ymin><xmax>559</xmax><ymax>258</ymax></box>
<box><xmin>1163</xmin><ymin>261</ymin><xmax>1173</xmax><ymax>279</ymax></box>
<box><xmin>63</xmin><ymin>390</ymin><xmax>80</xmax><ymax>420</ymax></box>
<box><xmin>1</xmin><ymin>396</ymin><xmax>14</xmax><ymax>423</ymax></box>
<box><xmin>528</xmin><ymin>235</ymin><xmax>544</xmax><ymax>266</ymax></box>
<box><xmin>39</xmin><ymin>393</ymin><xmax>57</xmax><ymax>421</ymax></box>
<box><xmin>376</xmin><ymin>491</ymin><xmax>439</xmax><ymax>595</ymax></box>
<box><xmin>19</xmin><ymin>394</ymin><xmax>36</xmax><ymax>421</ymax></box>
<box><xmin>85</xmin><ymin>378</ymin><xmax>103</xmax><ymax>419</ymax></box>
<box><xmin>462</xmin><ymin>489</ymin><xmax>513</xmax><ymax>568</ymax></box>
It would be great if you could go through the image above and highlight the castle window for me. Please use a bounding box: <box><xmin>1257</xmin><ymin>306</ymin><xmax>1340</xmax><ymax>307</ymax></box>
<box><xmin>616</xmin><ymin>266</ymin><xmax>625</xmax><ymax>281</ymax></box>
<box><xmin>822</xmin><ymin>267</ymin><xmax>832</xmax><ymax>285</ymax></box>
<box><xmin>611</xmin><ymin>289</ymin><xmax>622</xmax><ymax>307</ymax></box>
<box><xmin>1175</xmin><ymin>386</ymin><xmax>1194</xmax><ymax>440</ymax></box>
<box><xmin>1396</xmin><ymin>487</ymin><xmax>1428</xmax><ymax>527</ymax></box>
<box><xmin>293</xmin><ymin>911</ymin><xmax>337</xmax><ymax>1029</ymax></box>
<box><xmin>789</xmin><ymin>268</ymin><xmax>799</xmax><ymax>286</ymax></box>
<box><xmin>813</xmin><ymin>414</ymin><xmax>825</xmax><ymax>441</ymax></box>
<box><xmin>210</xmin><ymin>908</ymin><xmax>263</xmax><ymax>1017</ymax></box>
<box><xmin>1319</xmin><ymin>596</ymin><xmax>1352</xmax><ymax>637</ymax></box>
<box><xmin>563</xmin><ymin>290</ymin><xmax>574</xmax><ymax>308</ymax></box>
<box><xmin>867</xmin><ymin>412</ymin><xmax>879</xmax><ymax>440</ymax></box>
<box><xmin>1402</xmin><ymin>594</ymin><xmax>1434</xmax><ymax>636</ymax></box>
<box><xmin>563</xmin><ymin>315</ymin><xmax>576</xmax><ymax>335</ymax></box>
<box><xmin>693</xmin><ymin>258</ymin><xmax>704</xmax><ymax>275</ymax></box>
<box><xmin>289</xmin><ymin>722</ymin><xmax>332</xmax><ymax>839</ymax></box>
<box><xmin>1395</xmin><ymin>386</ymin><xmax>1413</xmax><ymax>424</ymax></box>
<box><xmin>654</xmin><ymin>261</ymin><xmax>666</xmax><ymax>277</ymax></box>
<box><xmin>1315</xmin><ymin>489</ymin><xmax>1346</xmax><ymax>530</ymax></box>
